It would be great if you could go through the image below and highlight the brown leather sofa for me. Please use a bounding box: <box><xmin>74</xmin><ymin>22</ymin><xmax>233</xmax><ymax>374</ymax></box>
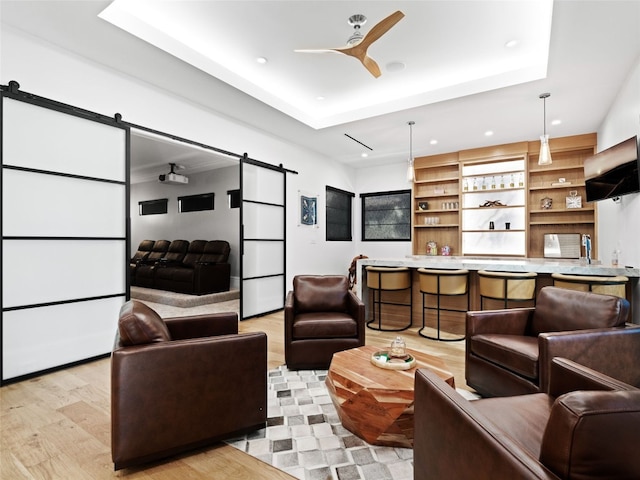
<box><xmin>284</xmin><ymin>275</ymin><xmax>365</xmax><ymax>370</ymax></box>
<box><xmin>130</xmin><ymin>239</ymin><xmax>231</xmax><ymax>294</ymax></box>
<box><xmin>130</xmin><ymin>239</ymin><xmax>169</xmax><ymax>286</ymax></box>
<box><xmin>414</xmin><ymin>357</ymin><xmax>640</xmax><ymax>479</ymax></box>
<box><xmin>466</xmin><ymin>286</ymin><xmax>637</xmax><ymax>397</ymax></box>
<box><xmin>111</xmin><ymin>300</ymin><xmax>266</xmax><ymax>470</ymax></box>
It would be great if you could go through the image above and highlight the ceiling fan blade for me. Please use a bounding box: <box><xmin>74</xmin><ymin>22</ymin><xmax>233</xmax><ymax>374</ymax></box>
<box><xmin>294</xmin><ymin>48</ymin><xmax>342</xmax><ymax>54</ymax></box>
<box><xmin>358</xmin><ymin>10</ymin><xmax>405</xmax><ymax>49</ymax></box>
<box><xmin>294</xmin><ymin>10</ymin><xmax>403</xmax><ymax>78</ymax></box>
<box><xmin>361</xmin><ymin>56</ymin><xmax>382</xmax><ymax>78</ymax></box>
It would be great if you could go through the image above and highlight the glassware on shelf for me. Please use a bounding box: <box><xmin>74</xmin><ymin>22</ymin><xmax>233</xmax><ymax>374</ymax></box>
<box><xmin>500</xmin><ymin>175</ymin><xmax>505</xmax><ymax>189</ymax></box>
<box><xmin>510</xmin><ymin>174</ymin><xmax>515</xmax><ymax>188</ymax></box>
<box><xmin>481</xmin><ymin>177</ymin><xmax>487</xmax><ymax>190</ymax></box>
<box><xmin>491</xmin><ymin>176</ymin><xmax>496</xmax><ymax>189</ymax></box>
<box><xmin>518</xmin><ymin>172</ymin><xmax>524</xmax><ymax>187</ymax></box>
<box><xmin>463</xmin><ymin>179</ymin><xmax>469</xmax><ymax>191</ymax></box>
<box><xmin>472</xmin><ymin>178</ymin><xmax>478</xmax><ymax>190</ymax></box>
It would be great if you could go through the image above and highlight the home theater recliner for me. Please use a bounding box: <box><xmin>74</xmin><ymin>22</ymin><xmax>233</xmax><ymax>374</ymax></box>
<box><xmin>130</xmin><ymin>239</ymin><xmax>231</xmax><ymax>295</ymax></box>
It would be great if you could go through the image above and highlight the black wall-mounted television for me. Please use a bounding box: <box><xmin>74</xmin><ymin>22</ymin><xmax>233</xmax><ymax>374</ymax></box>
<box><xmin>584</xmin><ymin>135</ymin><xmax>640</xmax><ymax>202</ymax></box>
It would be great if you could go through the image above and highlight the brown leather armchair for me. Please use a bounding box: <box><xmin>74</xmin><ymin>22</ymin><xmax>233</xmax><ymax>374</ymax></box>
<box><xmin>111</xmin><ymin>300</ymin><xmax>267</xmax><ymax>470</ymax></box>
<box><xmin>466</xmin><ymin>286</ymin><xmax>638</xmax><ymax>397</ymax></box>
<box><xmin>415</xmin><ymin>357</ymin><xmax>640</xmax><ymax>480</ymax></box>
<box><xmin>285</xmin><ymin>275</ymin><xmax>365</xmax><ymax>370</ymax></box>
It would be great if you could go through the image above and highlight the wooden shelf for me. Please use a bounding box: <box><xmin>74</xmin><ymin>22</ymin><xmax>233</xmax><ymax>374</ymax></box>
<box><xmin>529</xmin><ymin>183</ymin><xmax>586</xmax><ymax>191</ymax></box>
<box><xmin>463</xmin><ymin>205</ymin><xmax>524</xmax><ymax>211</ymax></box>
<box><xmin>529</xmin><ymin>164</ymin><xmax>585</xmax><ymax>173</ymax></box>
<box><xmin>416</xmin><ymin>209</ymin><xmax>459</xmax><ymax>213</ymax></box>
<box><xmin>415</xmin><ymin>224</ymin><xmax>459</xmax><ymax>228</ymax></box>
<box><xmin>414</xmin><ymin>193</ymin><xmax>459</xmax><ymax>199</ymax></box>
<box><xmin>414</xmin><ymin>176</ymin><xmax>458</xmax><ymax>184</ymax></box>
<box><xmin>529</xmin><ymin>220</ymin><xmax>594</xmax><ymax>225</ymax></box>
<box><xmin>530</xmin><ymin>207</ymin><xmax>594</xmax><ymax>214</ymax></box>
<box><xmin>462</xmin><ymin>229</ymin><xmax>525</xmax><ymax>233</ymax></box>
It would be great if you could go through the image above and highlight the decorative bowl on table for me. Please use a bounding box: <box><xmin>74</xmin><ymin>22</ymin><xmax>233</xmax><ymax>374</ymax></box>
<box><xmin>371</xmin><ymin>351</ymin><xmax>416</xmax><ymax>370</ymax></box>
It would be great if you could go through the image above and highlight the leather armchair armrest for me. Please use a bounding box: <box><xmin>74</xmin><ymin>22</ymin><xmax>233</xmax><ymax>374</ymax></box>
<box><xmin>164</xmin><ymin>312</ymin><xmax>238</xmax><ymax>340</ymax></box>
<box><xmin>414</xmin><ymin>368</ymin><xmax>557</xmax><ymax>480</ymax></box>
<box><xmin>346</xmin><ymin>291</ymin><xmax>365</xmax><ymax>342</ymax></box>
<box><xmin>538</xmin><ymin>325</ymin><xmax>640</xmax><ymax>394</ymax></box>
<box><xmin>547</xmin><ymin>357</ymin><xmax>637</xmax><ymax>397</ymax></box>
<box><xmin>284</xmin><ymin>291</ymin><xmax>295</xmax><ymax>344</ymax></box>
<box><xmin>466</xmin><ymin>308</ymin><xmax>534</xmax><ymax>337</ymax></box>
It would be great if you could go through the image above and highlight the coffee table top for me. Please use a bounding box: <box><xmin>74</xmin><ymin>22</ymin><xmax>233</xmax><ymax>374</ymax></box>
<box><xmin>329</xmin><ymin>345</ymin><xmax>455</xmax><ymax>390</ymax></box>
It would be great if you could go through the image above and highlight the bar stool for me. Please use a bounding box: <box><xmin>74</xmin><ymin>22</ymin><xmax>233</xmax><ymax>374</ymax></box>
<box><xmin>365</xmin><ymin>266</ymin><xmax>412</xmax><ymax>331</ymax></box>
<box><xmin>551</xmin><ymin>273</ymin><xmax>629</xmax><ymax>299</ymax></box>
<box><xmin>417</xmin><ymin>268</ymin><xmax>469</xmax><ymax>342</ymax></box>
<box><xmin>478</xmin><ymin>270</ymin><xmax>538</xmax><ymax>309</ymax></box>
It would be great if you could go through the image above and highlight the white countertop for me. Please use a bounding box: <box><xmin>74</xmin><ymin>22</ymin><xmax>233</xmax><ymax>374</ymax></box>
<box><xmin>357</xmin><ymin>256</ymin><xmax>640</xmax><ymax>277</ymax></box>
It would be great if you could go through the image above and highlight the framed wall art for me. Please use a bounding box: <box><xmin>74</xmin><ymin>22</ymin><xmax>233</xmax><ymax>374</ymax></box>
<box><xmin>298</xmin><ymin>191</ymin><xmax>318</xmax><ymax>227</ymax></box>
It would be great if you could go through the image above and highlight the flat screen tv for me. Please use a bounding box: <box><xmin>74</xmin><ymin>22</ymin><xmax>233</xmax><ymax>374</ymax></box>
<box><xmin>584</xmin><ymin>135</ymin><xmax>640</xmax><ymax>202</ymax></box>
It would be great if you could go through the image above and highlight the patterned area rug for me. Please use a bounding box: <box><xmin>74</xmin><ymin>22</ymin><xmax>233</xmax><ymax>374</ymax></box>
<box><xmin>225</xmin><ymin>366</ymin><xmax>415</xmax><ymax>480</ymax></box>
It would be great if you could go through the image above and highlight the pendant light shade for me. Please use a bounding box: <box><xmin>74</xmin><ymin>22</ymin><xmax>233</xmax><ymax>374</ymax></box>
<box><xmin>538</xmin><ymin>93</ymin><xmax>552</xmax><ymax>165</ymax></box>
<box><xmin>406</xmin><ymin>121</ymin><xmax>415</xmax><ymax>182</ymax></box>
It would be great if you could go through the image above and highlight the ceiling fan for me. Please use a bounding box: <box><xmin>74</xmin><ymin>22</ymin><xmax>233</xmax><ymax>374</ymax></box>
<box><xmin>295</xmin><ymin>10</ymin><xmax>405</xmax><ymax>78</ymax></box>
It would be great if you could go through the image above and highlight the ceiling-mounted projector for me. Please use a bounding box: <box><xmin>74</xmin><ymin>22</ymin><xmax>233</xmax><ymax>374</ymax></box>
<box><xmin>159</xmin><ymin>163</ymin><xmax>189</xmax><ymax>184</ymax></box>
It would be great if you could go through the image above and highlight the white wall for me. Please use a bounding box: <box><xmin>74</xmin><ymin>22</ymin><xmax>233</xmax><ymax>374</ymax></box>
<box><xmin>131</xmin><ymin>165</ymin><xmax>240</xmax><ymax>285</ymax></box>
<box><xmin>1</xmin><ymin>26</ymin><xmax>358</xmax><ymax>290</ymax></box>
<box><xmin>596</xmin><ymin>57</ymin><xmax>640</xmax><ymax>323</ymax></box>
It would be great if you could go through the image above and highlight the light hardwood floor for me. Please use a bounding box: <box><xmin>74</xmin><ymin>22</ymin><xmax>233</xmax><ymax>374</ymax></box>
<box><xmin>0</xmin><ymin>306</ymin><xmax>467</xmax><ymax>479</ymax></box>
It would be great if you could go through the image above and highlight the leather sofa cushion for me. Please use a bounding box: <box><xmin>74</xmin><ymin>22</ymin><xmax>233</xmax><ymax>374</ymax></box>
<box><xmin>470</xmin><ymin>334</ymin><xmax>539</xmax><ymax>380</ymax></box>
<box><xmin>474</xmin><ymin>392</ymin><xmax>554</xmax><ymax>459</ymax></box>
<box><xmin>118</xmin><ymin>300</ymin><xmax>171</xmax><ymax>346</ymax></box>
<box><xmin>182</xmin><ymin>240</ymin><xmax>207</xmax><ymax>268</ymax></box>
<box><xmin>199</xmin><ymin>240</ymin><xmax>230</xmax><ymax>264</ymax></box>
<box><xmin>532</xmin><ymin>287</ymin><xmax>628</xmax><ymax>335</ymax></box>
<box><xmin>293</xmin><ymin>313</ymin><xmax>358</xmax><ymax>339</ymax></box>
<box><xmin>294</xmin><ymin>275</ymin><xmax>348</xmax><ymax>313</ymax></box>
<box><xmin>540</xmin><ymin>390</ymin><xmax>640</xmax><ymax>479</ymax></box>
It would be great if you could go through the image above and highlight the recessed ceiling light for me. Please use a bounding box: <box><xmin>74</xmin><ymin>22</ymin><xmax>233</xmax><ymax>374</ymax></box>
<box><xmin>551</xmin><ymin>119</ymin><xmax>562</xmax><ymax>126</ymax></box>
<box><xmin>256</xmin><ymin>57</ymin><xmax>268</xmax><ymax>64</ymax></box>
<box><xmin>505</xmin><ymin>39</ymin><xmax>519</xmax><ymax>48</ymax></box>
<box><xmin>316</xmin><ymin>96</ymin><xmax>325</xmax><ymax>101</ymax></box>
<box><xmin>430</xmin><ymin>139</ymin><xmax>438</xmax><ymax>145</ymax></box>
<box><xmin>361</xmin><ymin>152</ymin><xmax>368</xmax><ymax>158</ymax></box>
<box><xmin>386</xmin><ymin>61</ymin><xmax>406</xmax><ymax>72</ymax></box>
<box><xmin>485</xmin><ymin>130</ymin><xmax>494</xmax><ymax>136</ymax></box>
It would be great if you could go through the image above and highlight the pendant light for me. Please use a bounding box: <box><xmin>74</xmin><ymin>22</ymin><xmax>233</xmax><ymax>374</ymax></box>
<box><xmin>538</xmin><ymin>93</ymin><xmax>552</xmax><ymax>165</ymax></box>
<box><xmin>406</xmin><ymin>121</ymin><xmax>415</xmax><ymax>182</ymax></box>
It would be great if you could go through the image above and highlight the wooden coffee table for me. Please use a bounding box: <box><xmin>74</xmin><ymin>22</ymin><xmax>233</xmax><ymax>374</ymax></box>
<box><xmin>325</xmin><ymin>345</ymin><xmax>455</xmax><ymax>448</ymax></box>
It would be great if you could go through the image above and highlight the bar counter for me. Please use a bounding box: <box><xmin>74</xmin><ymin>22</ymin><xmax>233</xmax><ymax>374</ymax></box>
<box><xmin>356</xmin><ymin>256</ymin><xmax>640</xmax><ymax>325</ymax></box>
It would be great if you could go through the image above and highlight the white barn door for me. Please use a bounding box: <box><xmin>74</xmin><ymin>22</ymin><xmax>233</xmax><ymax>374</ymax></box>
<box><xmin>1</xmin><ymin>87</ymin><xmax>128</xmax><ymax>383</ymax></box>
<box><xmin>240</xmin><ymin>156</ymin><xmax>286</xmax><ymax>319</ymax></box>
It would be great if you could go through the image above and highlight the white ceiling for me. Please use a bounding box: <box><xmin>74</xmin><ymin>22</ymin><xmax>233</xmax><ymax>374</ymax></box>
<box><xmin>2</xmin><ymin>1</ymin><xmax>639</xmax><ymax>181</ymax></box>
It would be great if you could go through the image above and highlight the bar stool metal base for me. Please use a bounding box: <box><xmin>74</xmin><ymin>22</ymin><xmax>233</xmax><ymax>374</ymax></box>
<box><xmin>417</xmin><ymin>268</ymin><xmax>468</xmax><ymax>342</ymax></box>
<box><xmin>365</xmin><ymin>266</ymin><xmax>412</xmax><ymax>332</ymax></box>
